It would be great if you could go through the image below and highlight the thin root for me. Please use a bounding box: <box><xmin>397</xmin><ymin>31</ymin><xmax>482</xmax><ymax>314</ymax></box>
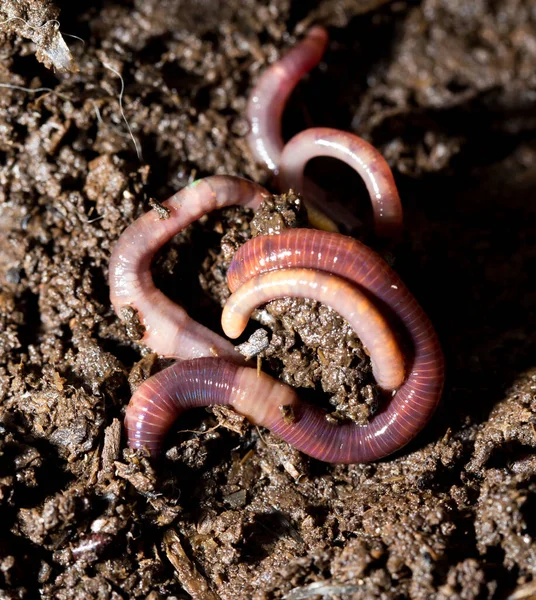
<box><xmin>101</xmin><ymin>61</ymin><xmax>143</xmax><ymax>161</ymax></box>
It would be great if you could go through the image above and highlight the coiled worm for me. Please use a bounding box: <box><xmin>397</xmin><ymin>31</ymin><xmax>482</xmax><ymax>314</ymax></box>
<box><xmin>124</xmin><ymin>229</ymin><xmax>444</xmax><ymax>462</ymax></box>
<box><xmin>114</xmin><ymin>23</ymin><xmax>443</xmax><ymax>461</ymax></box>
<box><xmin>225</xmin><ymin>229</ymin><xmax>445</xmax><ymax>461</ymax></box>
<box><xmin>108</xmin><ymin>176</ymin><xmax>269</xmax><ymax>361</ymax></box>
<box><xmin>246</xmin><ymin>26</ymin><xmax>402</xmax><ymax>237</ymax></box>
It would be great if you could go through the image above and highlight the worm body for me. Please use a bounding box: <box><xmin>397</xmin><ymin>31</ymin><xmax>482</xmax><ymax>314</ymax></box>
<box><xmin>280</xmin><ymin>128</ymin><xmax>403</xmax><ymax>238</ymax></box>
<box><xmin>246</xmin><ymin>27</ymin><xmax>401</xmax><ymax>236</ymax></box>
<box><xmin>126</xmin><ymin>230</ymin><xmax>444</xmax><ymax>463</ymax></box>
<box><xmin>226</xmin><ymin>229</ymin><xmax>445</xmax><ymax>461</ymax></box>
<box><xmin>125</xmin><ymin>357</ymin><xmax>297</xmax><ymax>455</ymax></box>
<box><xmin>117</xmin><ymin>30</ymin><xmax>441</xmax><ymax>463</ymax></box>
<box><xmin>222</xmin><ymin>268</ymin><xmax>405</xmax><ymax>391</ymax></box>
<box><xmin>247</xmin><ymin>26</ymin><xmax>328</xmax><ymax>173</ymax></box>
<box><xmin>109</xmin><ymin>176</ymin><xmax>269</xmax><ymax>361</ymax></box>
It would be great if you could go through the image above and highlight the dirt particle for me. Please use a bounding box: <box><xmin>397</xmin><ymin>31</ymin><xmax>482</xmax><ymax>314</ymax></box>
<box><xmin>148</xmin><ymin>197</ymin><xmax>171</xmax><ymax>220</ymax></box>
<box><xmin>120</xmin><ymin>306</ymin><xmax>145</xmax><ymax>341</ymax></box>
<box><xmin>280</xmin><ymin>404</ymin><xmax>296</xmax><ymax>425</ymax></box>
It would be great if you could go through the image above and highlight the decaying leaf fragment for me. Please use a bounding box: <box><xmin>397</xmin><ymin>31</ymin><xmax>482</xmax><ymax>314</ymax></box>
<box><xmin>0</xmin><ymin>0</ymin><xmax>78</xmax><ymax>73</ymax></box>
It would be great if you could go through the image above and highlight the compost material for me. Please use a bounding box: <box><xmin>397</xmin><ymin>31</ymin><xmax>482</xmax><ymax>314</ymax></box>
<box><xmin>0</xmin><ymin>0</ymin><xmax>535</xmax><ymax>598</ymax></box>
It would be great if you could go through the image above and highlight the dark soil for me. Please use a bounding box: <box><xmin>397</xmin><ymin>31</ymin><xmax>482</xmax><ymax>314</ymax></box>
<box><xmin>1</xmin><ymin>0</ymin><xmax>535</xmax><ymax>599</ymax></box>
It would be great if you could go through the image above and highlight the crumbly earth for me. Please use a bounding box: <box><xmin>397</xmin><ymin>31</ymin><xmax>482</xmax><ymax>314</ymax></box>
<box><xmin>0</xmin><ymin>0</ymin><xmax>535</xmax><ymax>599</ymax></box>
<box><xmin>200</xmin><ymin>192</ymin><xmax>379</xmax><ymax>425</ymax></box>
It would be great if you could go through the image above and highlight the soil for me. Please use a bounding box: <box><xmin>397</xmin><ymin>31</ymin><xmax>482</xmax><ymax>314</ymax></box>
<box><xmin>0</xmin><ymin>1</ymin><xmax>535</xmax><ymax>599</ymax></box>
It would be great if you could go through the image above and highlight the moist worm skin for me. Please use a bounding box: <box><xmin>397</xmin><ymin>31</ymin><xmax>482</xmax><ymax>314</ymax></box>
<box><xmin>246</xmin><ymin>27</ymin><xmax>401</xmax><ymax>235</ymax></box>
<box><xmin>280</xmin><ymin>128</ymin><xmax>403</xmax><ymax>238</ymax></box>
<box><xmin>108</xmin><ymin>176</ymin><xmax>269</xmax><ymax>362</ymax></box>
<box><xmin>246</xmin><ymin>26</ymin><xmax>328</xmax><ymax>173</ymax></box>
<box><xmin>125</xmin><ymin>357</ymin><xmax>298</xmax><ymax>456</ymax></box>
<box><xmin>226</xmin><ymin>229</ymin><xmax>445</xmax><ymax>461</ymax></box>
<box><xmin>221</xmin><ymin>268</ymin><xmax>405</xmax><ymax>391</ymax></box>
<box><xmin>246</xmin><ymin>26</ymin><xmax>362</xmax><ymax>233</ymax></box>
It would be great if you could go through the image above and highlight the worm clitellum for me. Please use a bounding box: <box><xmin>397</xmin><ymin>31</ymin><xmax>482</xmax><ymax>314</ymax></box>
<box><xmin>108</xmin><ymin>175</ymin><xmax>269</xmax><ymax>361</ymax></box>
<box><xmin>246</xmin><ymin>27</ymin><xmax>402</xmax><ymax>236</ymax></box>
<box><xmin>125</xmin><ymin>357</ymin><xmax>298</xmax><ymax>456</ymax></box>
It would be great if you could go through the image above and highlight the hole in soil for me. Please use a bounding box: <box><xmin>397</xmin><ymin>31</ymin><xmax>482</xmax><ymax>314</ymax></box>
<box><xmin>16</xmin><ymin>290</ymin><xmax>41</xmax><ymax>349</ymax></box>
<box><xmin>287</xmin><ymin>0</ymin><xmax>318</xmax><ymax>30</ymax></box>
<box><xmin>138</xmin><ymin>36</ymin><xmax>168</xmax><ymax>64</ymax></box>
<box><xmin>10</xmin><ymin>53</ymin><xmax>60</xmax><ymax>89</ymax></box>
<box><xmin>161</xmin><ymin>62</ymin><xmax>202</xmax><ymax>92</ymax></box>
<box><xmin>446</xmin><ymin>78</ymin><xmax>470</xmax><ymax>95</ymax></box>
<box><xmin>241</xmin><ymin>510</ymin><xmax>301</xmax><ymax>562</ymax></box>
<box><xmin>485</xmin><ymin>441</ymin><xmax>536</xmax><ymax>471</ymax></box>
<box><xmin>99</xmin><ymin>336</ymin><xmax>141</xmax><ymax>368</ymax></box>
<box><xmin>89</xmin><ymin>266</ymin><xmax>110</xmax><ymax>308</ymax></box>
<box><xmin>305</xmin><ymin>504</ymin><xmax>330</xmax><ymax>527</ymax></box>
<box><xmin>194</xmin><ymin>85</ymin><xmax>211</xmax><ymax>112</ymax></box>
<box><xmin>521</xmin><ymin>494</ymin><xmax>536</xmax><ymax>538</ymax></box>
<box><xmin>302</xmin><ymin>155</ymin><xmax>373</xmax><ymax>232</ymax></box>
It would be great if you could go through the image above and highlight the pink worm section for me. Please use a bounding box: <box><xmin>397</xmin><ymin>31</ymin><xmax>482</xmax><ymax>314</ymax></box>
<box><xmin>280</xmin><ymin>128</ymin><xmax>403</xmax><ymax>238</ymax></box>
<box><xmin>246</xmin><ymin>27</ymin><xmax>402</xmax><ymax>236</ymax></box>
<box><xmin>221</xmin><ymin>268</ymin><xmax>405</xmax><ymax>391</ymax></box>
<box><xmin>246</xmin><ymin>26</ymin><xmax>328</xmax><ymax>173</ymax></box>
<box><xmin>108</xmin><ymin>176</ymin><xmax>269</xmax><ymax>361</ymax></box>
<box><xmin>125</xmin><ymin>357</ymin><xmax>297</xmax><ymax>456</ymax></box>
<box><xmin>125</xmin><ymin>229</ymin><xmax>444</xmax><ymax>463</ymax></box>
<box><xmin>225</xmin><ymin>229</ymin><xmax>445</xmax><ymax>462</ymax></box>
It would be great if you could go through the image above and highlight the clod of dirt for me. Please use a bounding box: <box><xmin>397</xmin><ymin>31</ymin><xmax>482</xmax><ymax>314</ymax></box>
<box><xmin>0</xmin><ymin>0</ymin><xmax>78</xmax><ymax>73</ymax></box>
<box><xmin>250</xmin><ymin>191</ymin><xmax>308</xmax><ymax>236</ymax></box>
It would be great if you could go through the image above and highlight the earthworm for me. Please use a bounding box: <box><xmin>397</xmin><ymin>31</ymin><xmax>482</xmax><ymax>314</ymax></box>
<box><xmin>221</xmin><ymin>268</ymin><xmax>405</xmax><ymax>391</ymax></box>
<box><xmin>280</xmin><ymin>128</ymin><xmax>403</xmax><ymax>238</ymax></box>
<box><xmin>247</xmin><ymin>26</ymin><xmax>328</xmax><ymax>173</ymax></box>
<box><xmin>224</xmin><ymin>229</ymin><xmax>445</xmax><ymax>461</ymax></box>
<box><xmin>125</xmin><ymin>357</ymin><xmax>298</xmax><ymax>456</ymax></box>
<box><xmin>108</xmin><ymin>175</ymin><xmax>269</xmax><ymax>361</ymax></box>
<box><xmin>126</xmin><ymin>230</ymin><xmax>443</xmax><ymax>462</ymax></box>
<box><xmin>246</xmin><ymin>27</ymin><xmax>402</xmax><ymax>236</ymax></box>
<box><xmin>246</xmin><ymin>26</ymin><xmax>354</xmax><ymax>232</ymax></box>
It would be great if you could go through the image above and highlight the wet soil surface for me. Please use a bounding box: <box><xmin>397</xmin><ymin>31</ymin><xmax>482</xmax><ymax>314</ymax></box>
<box><xmin>0</xmin><ymin>0</ymin><xmax>535</xmax><ymax>598</ymax></box>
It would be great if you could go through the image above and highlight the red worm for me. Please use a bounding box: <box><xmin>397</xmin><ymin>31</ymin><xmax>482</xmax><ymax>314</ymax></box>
<box><xmin>280</xmin><ymin>128</ymin><xmax>403</xmax><ymax>238</ymax></box>
<box><xmin>125</xmin><ymin>357</ymin><xmax>298</xmax><ymax>456</ymax></box>
<box><xmin>125</xmin><ymin>230</ymin><xmax>444</xmax><ymax>462</ymax></box>
<box><xmin>221</xmin><ymin>268</ymin><xmax>405</xmax><ymax>391</ymax></box>
<box><xmin>247</xmin><ymin>26</ymin><xmax>328</xmax><ymax>173</ymax></box>
<box><xmin>246</xmin><ymin>27</ymin><xmax>402</xmax><ymax>237</ymax></box>
<box><xmin>225</xmin><ymin>229</ymin><xmax>445</xmax><ymax>461</ymax></box>
<box><xmin>108</xmin><ymin>175</ymin><xmax>269</xmax><ymax>361</ymax></box>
